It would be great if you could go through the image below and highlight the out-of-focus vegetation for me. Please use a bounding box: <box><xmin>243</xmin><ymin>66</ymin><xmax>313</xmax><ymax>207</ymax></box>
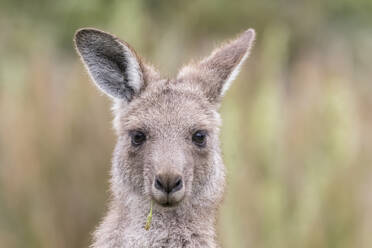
<box><xmin>1</xmin><ymin>0</ymin><xmax>372</xmax><ymax>247</ymax></box>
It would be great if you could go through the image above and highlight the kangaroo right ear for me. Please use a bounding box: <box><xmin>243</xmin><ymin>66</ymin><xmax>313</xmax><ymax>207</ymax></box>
<box><xmin>177</xmin><ymin>29</ymin><xmax>255</xmax><ymax>103</ymax></box>
<box><xmin>74</xmin><ymin>28</ymin><xmax>155</xmax><ymax>101</ymax></box>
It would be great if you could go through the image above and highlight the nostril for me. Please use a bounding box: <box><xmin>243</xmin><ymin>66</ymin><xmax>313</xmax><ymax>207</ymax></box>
<box><xmin>154</xmin><ymin>174</ymin><xmax>183</xmax><ymax>194</ymax></box>
<box><xmin>174</xmin><ymin>179</ymin><xmax>181</xmax><ymax>187</ymax></box>
<box><xmin>154</xmin><ymin>177</ymin><xmax>164</xmax><ymax>192</ymax></box>
<box><xmin>171</xmin><ymin>177</ymin><xmax>183</xmax><ymax>193</ymax></box>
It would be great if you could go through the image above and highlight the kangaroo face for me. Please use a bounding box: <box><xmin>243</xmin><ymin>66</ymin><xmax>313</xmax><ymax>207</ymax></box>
<box><xmin>114</xmin><ymin>83</ymin><xmax>220</xmax><ymax>207</ymax></box>
<box><xmin>74</xmin><ymin>28</ymin><xmax>255</xmax><ymax>208</ymax></box>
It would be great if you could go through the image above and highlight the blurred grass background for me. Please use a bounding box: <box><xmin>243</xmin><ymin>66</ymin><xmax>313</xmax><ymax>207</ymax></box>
<box><xmin>1</xmin><ymin>0</ymin><xmax>372</xmax><ymax>247</ymax></box>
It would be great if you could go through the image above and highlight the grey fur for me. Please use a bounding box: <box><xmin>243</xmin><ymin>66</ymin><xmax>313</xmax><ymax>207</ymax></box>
<box><xmin>74</xmin><ymin>28</ymin><xmax>255</xmax><ymax>248</ymax></box>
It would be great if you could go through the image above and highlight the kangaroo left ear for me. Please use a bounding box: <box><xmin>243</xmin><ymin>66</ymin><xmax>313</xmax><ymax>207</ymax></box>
<box><xmin>74</xmin><ymin>28</ymin><xmax>160</xmax><ymax>101</ymax></box>
<box><xmin>177</xmin><ymin>29</ymin><xmax>255</xmax><ymax>103</ymax></box>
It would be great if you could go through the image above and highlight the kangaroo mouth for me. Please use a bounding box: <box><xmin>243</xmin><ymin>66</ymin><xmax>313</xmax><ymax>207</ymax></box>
<box><xmin>159</xmin><ymin>201</ymin><xmax>177</xmax><ymax>208</ymax></box>
<box><xmin>152</xmin><ymin>195</ymin><xmax>184</xmax><ymax>208</ymax></box>
<box><xmin>161</xmin><ymin>197</ymin><xmax>186</xmax><ymax>208</ymax></box>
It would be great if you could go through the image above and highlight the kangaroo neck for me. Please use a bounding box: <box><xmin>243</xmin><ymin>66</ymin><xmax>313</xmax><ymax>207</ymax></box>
<box><xmin>116</xmin><ymin>192</ymin><xmax>219</xmax><ymax>247</ymax></box>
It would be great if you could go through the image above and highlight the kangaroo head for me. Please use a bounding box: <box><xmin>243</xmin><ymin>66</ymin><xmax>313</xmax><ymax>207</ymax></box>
<box><xmin>74</xmin><ymin>28</ymin><xmax>255</xmax><ymax>208</ymax></box>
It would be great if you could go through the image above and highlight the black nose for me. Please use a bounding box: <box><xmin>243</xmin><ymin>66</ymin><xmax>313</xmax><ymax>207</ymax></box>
<box><xmin>154</xmin><ymin>174</ymin><xmax>183</xmax><ymax>194</ymax></box>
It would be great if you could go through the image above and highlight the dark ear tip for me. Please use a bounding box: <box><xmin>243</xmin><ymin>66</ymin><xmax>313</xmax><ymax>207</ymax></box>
<box><xmin>74</xmin><ymin>28</ymin><xmax>111</xmax><ymax>47</ymax></box>
<box><xmin>75</xmin><ymin>27</ymin><xmax>104</xmax><ymax>37</ymax></box>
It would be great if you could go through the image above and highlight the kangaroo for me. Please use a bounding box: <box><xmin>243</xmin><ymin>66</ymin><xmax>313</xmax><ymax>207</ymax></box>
<box><xmin>74</xmin><ymin>27</ymin><xmax>255</xmax><ymax>248</ymax></box>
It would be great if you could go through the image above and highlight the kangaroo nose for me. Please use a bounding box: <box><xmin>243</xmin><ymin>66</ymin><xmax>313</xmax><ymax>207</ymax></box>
<box><xmin>154</xmin><ymin>174</ymin><xmax>183</xmax><ymax>194</ymax></box>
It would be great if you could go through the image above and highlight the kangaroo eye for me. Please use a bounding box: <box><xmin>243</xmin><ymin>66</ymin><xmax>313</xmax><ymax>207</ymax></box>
<box><xmin>130</xmin><ymin>131</ymin><xmax>146</xmax><ymax>147</ymax></box>
<box><xmin>192</xmin><ymin>130</ymin><xmax>207</xmax><ymax>147</ymax></box>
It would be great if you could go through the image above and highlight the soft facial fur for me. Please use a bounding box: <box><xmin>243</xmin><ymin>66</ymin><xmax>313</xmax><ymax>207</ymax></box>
<box><xmin>74</xmin><ymin>28</ymin><xmax>255</xmax><ymax>248</ymax></box>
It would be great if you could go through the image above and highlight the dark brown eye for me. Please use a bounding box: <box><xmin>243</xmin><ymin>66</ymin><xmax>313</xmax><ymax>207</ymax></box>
<box><xmin>130</xmin><ymin>131</ymin><xmax>146</xmax><ymax>147</ymax></box>
<box><xmin>192</xmin><ymin>130</ymin><xmax>207</xmax><ymax>147</ymax></box>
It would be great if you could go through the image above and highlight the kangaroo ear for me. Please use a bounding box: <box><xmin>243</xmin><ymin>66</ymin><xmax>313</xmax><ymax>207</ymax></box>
<box><xmin>177</xmin><ymin>29</ymin><xmax>255</xmax><ymax>103</ymax></box>
<box><xmin>74</xmin><ymin>28</ymin><xmax>157</xmax><ymax>101</ymax></box>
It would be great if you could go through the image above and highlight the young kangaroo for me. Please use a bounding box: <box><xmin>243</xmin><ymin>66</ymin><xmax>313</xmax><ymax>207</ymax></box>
<box><xmin>74</xmin><ymin>27</ymin><xmax>255</xmax><ymax>248</ymax></box>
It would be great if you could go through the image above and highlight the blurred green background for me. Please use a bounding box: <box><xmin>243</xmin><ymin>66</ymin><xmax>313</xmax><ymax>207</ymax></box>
<box><xmin>1</xmin><ymin>0</ymin><xmax>372</xmax><ymax>247</ymax></box>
